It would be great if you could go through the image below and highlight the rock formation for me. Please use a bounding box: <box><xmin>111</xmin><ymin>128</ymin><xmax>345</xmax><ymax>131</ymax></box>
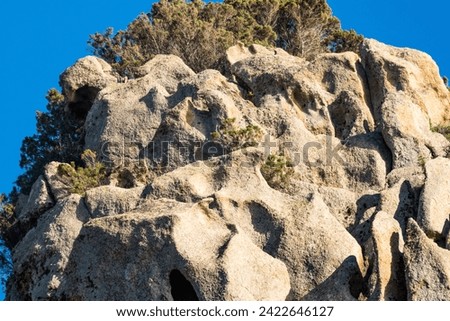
<box><xmin>6</xmin><ymin>39</ymin><xmax>450</xmax><ymax>300</ymax></box>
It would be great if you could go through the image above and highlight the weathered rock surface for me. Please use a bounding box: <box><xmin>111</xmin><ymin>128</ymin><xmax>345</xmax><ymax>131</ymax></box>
<box><xmin>404</xmin><ymin>219</ymin><xmax>450</xmax><ymax>300</ymax></box>
<box><xmin>378</xmin><ymin>179</ymin><xmax>420</xmax><ymax>234</ymax></box>
<box><xmin>417</xmin><ymin>157</ymin><xmax>450</xmax><ymax>239</ymax></box>
<box><xmin>60</xmin><ymin>56</ymin><xmax>118</xmax><ymax>118</ymax></box>
<box><xmin>366</xmin><ymin>212</ymin><xmax>406</xmax><ymax>300</ymax></box>
<box><xmin>44</xmin><ymin>162</ymin><xmax>72</xmax><ymax>201</ymax></box>
<box><xmin>57</xmin><ymin>202</ymin><xmax>290</xmax><ymax>300</ymax></box>
<box><xmin>446</xmin><ymin>226</ymin><xmax>450</xmax><ymax>250</ymax></box>
<box><xmin>18</xmin><ymin>176</ymin><xmax>53</xmax><ymax>223</ymax></box>
<box><xmin>84</xmin><ymin>54</ymin><xmax>195</xmax><ymax>166</ymax></box>
<box><xmin>8</xmin><ymin>195</ymin><xmax>89</xmax><ymax>300</ymax></box>
<box><xmin>6</xmin><ymin>39</ymin><xmax>450</xmax><ymax>301</ymax></box>
<box><xmin>84</xmin><ymin>186</ymin><xmax>145</xmax><ymax>218</ymax></box>
<box><xmin>361</xmin><ymin>39</ymin><xmax>450</xmax><ymax>169</ymax></box>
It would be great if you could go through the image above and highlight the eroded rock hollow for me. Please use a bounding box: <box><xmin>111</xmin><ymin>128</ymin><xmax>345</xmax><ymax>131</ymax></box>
<box><xmin>7</xmin><ymin>39</ymin><xmax>450</xmax><ymax>300</ymax></box>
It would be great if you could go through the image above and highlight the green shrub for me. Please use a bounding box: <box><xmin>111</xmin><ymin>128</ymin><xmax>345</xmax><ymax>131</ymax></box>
<box><xmin>89</xmin><ymin>0</ymin><xmax>361</xmax><ymax>76</ymax></box>
<box><xmin>211</xmin><ymin>118</ymin><xmax>263</xmax><ymax>151</ymax></box>
<box><xmin>57</xmin><ymin>150</ymin><xmax>106</xmax><ymax>195</ymax></box>
<box><xmin>417</xmin><ymin>154</ymin><xmax>427</xmax><ymax>169</ymax></box>
<box><xmin>0</xmin><ymin>237</ymin><xmax>11</xmax><ymax>294</ymax></box>
<box><xmin>90</xmin><ymin>0</ymin><xmax>247</xmax><ymax>74</ymax></box>
<box><xmin>0</xmin><ymin>194</ymin><xmax>14</xmax><ymax>286</ymax></box>
<box><xmin>109</xmin><ymin>161</ymin><xmax>159</xmax><ymax>188</ymax></box>
<box><xmin>0</xmin><ymin>194</ymin><xmax>15</xmax><ymax>243</ymax></box>
<box><xmin>431</xmin><ymin>124</ymin><xmax>450</xmax><ymax>141</ymax></box>
<box><xmin>326</xmin><ymin>29</ymin><xmax>364</xmax><ymax>54</ymax></box>
<box><xmin>17</xmin><ymin>88</ymin><xmax>84</xmax><ymax>195</ymax></box>
<box><xmin>261</xmin><ymin>153</ymin><xmax>294</xmax><ymax>188</ymax></box>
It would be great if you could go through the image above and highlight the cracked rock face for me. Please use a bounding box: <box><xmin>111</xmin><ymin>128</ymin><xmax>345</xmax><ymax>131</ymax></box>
<box><xmin>7</xmin><ymin>39</ymin><xmax>450</xmax><ymax>301</ymax></box>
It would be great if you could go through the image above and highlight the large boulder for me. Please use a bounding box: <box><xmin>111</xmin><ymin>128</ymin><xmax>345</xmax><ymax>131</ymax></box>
<box><xmin>84</xmin><ymin>186</ymin><xmax>145</xmax><ymax>218</ymax></box>
<box><xmin>229</xmin><ymin>44</ymin><xmax>375</xmax><ymax>140</ymax></box>
<box><xmin>5</xmin><ymin>176</ymin><xmax>55</xmax><ymax>248</ymax></box>
<box><xmin>227</xmin><ymin>45</ymin><xmax>389</xmax><ymax>193</ymax></box>
<box><xmin>57</xmin><ymin>202</ymin><xmax>291</xmax><ymax>301</ymax></box>
<box><xmin>84</xmin><ymin>55</ymin><xmax>195</xmax><ymax>167</ymax></box>
<box><xmin>378</xmin><ymin>179</ymin><xmax>420</xmax><ymax>234</ymax></box>
<box><xmin>8</xmin><ymin>39</ymin><xmax>450</xmax><ymax>301</ymax></box>
<box><xmin>17</xmin><ymin>176</ymin><xmax>54</xmax><ymax>224</ymax></box>
<box><xmin>404</xmin><ymin>219</ymin><xmax>450</xmax><ymax>300</ymax></box>
<box><xmin>60</xmin><ymin>56</ymin><xmax>118</xmax><ymax>118</ymax></box>
<box><xmin>361</xmin><ymin>39</ymin><xmax>450</xmax><ymax>168</ymax></box>
<box><xmin>44</xmin><ymin>162</ymin><xmax>72</xmax><ymax>201</ymax></box>
<box><xmin>147</xmin><ymin>148</ymin><xmax>364</xmax><ymax>299</ymax></box>
<box><xmin>8</xmin><ymin>195</ymin><xmax>90</xmax><ymax>300</ymax></box>
<box><xmin>417</xmin><ymin>157</ymin><xmax>450</xmax><ymax>239</ymax></box>
<box><xmin>366</xmin><ymin>212</ymin><xmax>406</xmax><ymax>300</ymax></box>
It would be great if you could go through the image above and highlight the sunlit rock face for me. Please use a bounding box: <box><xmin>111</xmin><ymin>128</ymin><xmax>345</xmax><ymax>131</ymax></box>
<box><xmin>7</xmin><ymin>39</ymin><xmax>450</xmax><ymax>301</ymax></box>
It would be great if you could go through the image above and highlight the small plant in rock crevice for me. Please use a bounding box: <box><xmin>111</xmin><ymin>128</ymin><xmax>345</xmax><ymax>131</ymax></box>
<box><xmin>211</xmin><ymin>118</ymin><xmax>263</xmax><ymax>152</ymax></box>
<box><xmin>431</xmin><ymin>124</ymin><xmax>450</xmax><ymax>142</ymax></box>
<box><xmin>0</xmin><ymin>194</ymin><xmax>15</xmax><ymax>237</ymax></box>
<box><xmin>57</xmin><ymin>150</ymin><xmax>106</xmax><ymax>195</ymax></box>
<box><xmin>417</xmin><ymin>154</ymin><xmax>427</xmax><ymax>169</ymax></box>
<box><xmin>261</xmin><ymin>153</ymin><xmax>295</xmax><ymax>189</ymax></box>
<box><xmin>109</xmin><ymin>161</ymin><xmax>160</xmax><ymax>189</ymax></box>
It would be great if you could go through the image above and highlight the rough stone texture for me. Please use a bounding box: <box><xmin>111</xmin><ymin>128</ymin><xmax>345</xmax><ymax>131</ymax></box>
<box><xmin>18</xmin><ymin>176</ymin><xmax>54</xmax><ymax>223</ymax></box>
<box><xmin>277</xmin><ymin>194</ymin><xmax>363</xmax><ymax>300</ymax></box>
<box><xmin>84</xmin><ymin>55</ymin><xmax>195</xmax><ymax>167</ymax></box>
<box><xmin>8</xmin><ymin>195</ymin><xmax>89</xmax><ymax>300</ymax></box>
<box><xmin>7</xmin><ymin>39</ymin><xmax>450</xmax><ymax>301</ymax></box>
<box><xmin>44</xmin><ymin>162</ymin><xmax>72</xmax><ymax>201</ymax></box>
<box><xmin>146</xmin><ymin>69</ymin><xmax>259</xmax><ymax>171</ymax></box>
<box><xmin>60</xmin><ymin>56</ymin><xmax>117</xmax><ymax>98</ymax></box>
<box><xmin>404</xmin><ymin>219</ymin><xmax>450</xmax><ymax>300</ymax></box>
<box><xmin>84</xmin><ymin>77</ymin><xmax>170</xmax><ymax>166</ymax></box>
<box><xmin>317</xmin><ymin>185</ymin><xmax>358</xmax><ymax>230</ymax></box>
<box><xmin>417</xmin><ymin>157</ymin><xmax>450</xmax><ymax>238</ymax></box>
<box><xmin>60</xmin><ymin>56</ymin><xmax>118</xmax><ymax>118</ymax></box>
<box><xmin>148</xmin><ymin>149</ymin><xmax>363</xmax><ymax>300</ymax></box>
<box><xmin>446</xmin><ymin>225</ymin><xmax>450</xmax><ymax>250</ymax></box>
<box><xmin>226</xmin><ymin>43</ymin><xmax>283</xmax><ymax>66</ymax></box>
<box><xmin>230</xmin><ymin>45</ymin><xmax>375</xmax><ymax>139</ymax></box>
<box><xmin>227</xmin><ymin>45</ymin><xmax>389</xmax><ymax>193</ymax></box>
<box><xmin>84</xmin><ymin>186</ymin><xmax>145</xmax><ymax>218</ymax></box>
<box><xmin>57</xmin><ymin>204</ymin><xmax>290</xmax><ymax>301</ymax></box>
<box><xmin>135</xmin><ymin>54</ymin><xmax>196</xmax><ymax>92</ymax></box>
<box><xmin>366</xmin><ymin>212</ymin><xmax>406</xmax><ymax>300</ymax></box>
<box><xmin>258</xmin><ymin>179</ymin><xmax>358</xmax><ymax>230</ymax></box>
<box><xmin>361</xmin><ymin>39</ymin><xmax>450</xmax><ymax>168</ymax></box>
<box><xmin>220</xmin><ymin>232</ymin><xmax>290</xmax><ymax>300</ymax></box>
<box><xmin>301</xmin><ymin>255</ymin><xmax>362</xmax><ymax>301</ymax></box>
<box><xmin>378</xmin><ymin>179</ymin><xmax>420</xmax><ymax>234</ymax></box>
<box><xmin>386</xmin><ymin>166</ymin><xmax>425</xmax><ymax>190</ymax></box>
<box><xmin>4</xmin><ymin>177</ymin><xmax>56</xmax><ymax>249</ymax></box>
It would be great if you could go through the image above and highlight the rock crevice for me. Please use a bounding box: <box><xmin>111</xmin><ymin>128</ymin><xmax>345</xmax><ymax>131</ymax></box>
<box><xmin>7</xmin><ymin>39</ymin><xmax>450</xmax><ymax>301</ymax></box>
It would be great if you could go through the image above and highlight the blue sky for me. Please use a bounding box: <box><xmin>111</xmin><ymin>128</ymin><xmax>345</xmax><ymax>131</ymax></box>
<box><xmin>0</xmin><ymin>0</ymin><xmax>449</xmax><ymax>300</ymax></box>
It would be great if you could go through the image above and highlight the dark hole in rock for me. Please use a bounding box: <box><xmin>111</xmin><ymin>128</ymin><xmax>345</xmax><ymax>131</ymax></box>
<box><xmin>201</xmin><ymin>141</ymin><xmax>225</xmax><ymax>160</ymax></box>
<box><xmin>169</xmin><ymin>269</ymin><xmax>199</xmax><ymax>301</ymax></box>
<box><xmin>68</xmin><ymin>85</ymin><xmax>100</xmax><ymax>119</ymax></box>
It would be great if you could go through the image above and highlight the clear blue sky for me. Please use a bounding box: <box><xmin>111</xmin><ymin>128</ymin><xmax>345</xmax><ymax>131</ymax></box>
<box><xmin>0</xmin><ymin>0</ymin><xmax>449</xmax><ymax>300</ymax></box>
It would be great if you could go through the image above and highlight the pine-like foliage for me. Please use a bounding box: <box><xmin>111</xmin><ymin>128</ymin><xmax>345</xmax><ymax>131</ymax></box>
<box><xmin>17</xmin><ymin>89</ymin><xmax>84</xmax><ymax>195</ymax></box>
<box><xmin>89</xmin><ymin>0</ymin><xmax>363</xmax><ymax>76</ymax></box>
